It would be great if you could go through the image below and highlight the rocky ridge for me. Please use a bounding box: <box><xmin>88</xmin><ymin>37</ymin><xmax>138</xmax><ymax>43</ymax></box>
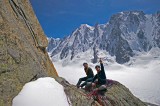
<box><xmin>48</xmin><ymin>11</ymin><xmax>160</xmax><ymax>64</ymax></box>
<box><xmin>56</xmin><ymin>77</ymin><xmax>147</xmax><ymax>106</ymax></box>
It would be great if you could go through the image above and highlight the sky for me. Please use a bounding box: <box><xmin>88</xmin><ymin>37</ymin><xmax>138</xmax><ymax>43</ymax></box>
<box><xmin>30</xmin><ymin>0</ymin><xmax>160</xmax><ymax>38</ymax></box>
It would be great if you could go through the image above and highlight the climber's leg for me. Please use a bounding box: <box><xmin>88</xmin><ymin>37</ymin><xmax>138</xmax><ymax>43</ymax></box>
<box><xmin>85</xmin><ymin>82</ymin><xmax>93</xmax><ymax>92</ymax></box>
<box><xmin>76</xmin><ymin>77</ymin><xmax>87</xmax><ymax>88</ymax></box>
<box><xmin>98</xmin><ymin>85</ymin><xmax>107</xmax><ymax>95</ymax></box>
<box><xmin>80</xmin><ymin>78</ymin><xmax>93</xmax><ymax>88</ymax></box>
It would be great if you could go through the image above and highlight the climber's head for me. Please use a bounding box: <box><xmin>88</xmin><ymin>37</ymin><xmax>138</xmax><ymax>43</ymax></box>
<box><xmin>83</xmin><ymin>63</ymin><xmax>88</xmax><ymax>68</ymax></box>
<box><xmin>95</xmin><ymin>65</ymin><xmax>100</xmax><ymax>72</ymax></box>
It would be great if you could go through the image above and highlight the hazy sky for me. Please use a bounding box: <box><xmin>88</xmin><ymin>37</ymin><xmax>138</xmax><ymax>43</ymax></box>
<box><xmin>30</xmin><ymin>0</ymin><xmax>160</xmax><ymax>38</ymax></box>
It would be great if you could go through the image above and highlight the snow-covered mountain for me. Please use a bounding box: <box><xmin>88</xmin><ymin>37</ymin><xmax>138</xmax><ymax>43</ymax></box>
<box><xmin>47</xmin><ymin>37</ymin><xmax>61</xmax><ymax>52</ymax></box>
<box><xmin>47</xmin><ymin>11</ymin><xmax>160</xmax><ymax>64</ymax></box>
<box><xmin>53</xmin><ymin>47</ymin><xmax>160</xmax><ymax>105</ymax></box>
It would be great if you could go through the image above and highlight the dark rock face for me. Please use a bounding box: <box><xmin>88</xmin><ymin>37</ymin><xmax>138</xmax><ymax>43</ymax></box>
<box><xmin>47</xmin><ymin>38</ymin><xmax>60</xmax><ymax>52</ymax></box>
<box><xmin>106</xmin><ymin>28</ymin><xmax>134</xmax><ymax>64</ymax></box>
<box><xmin>153</xmin><ymin>12</ymin><xmax>160</xmax><ymax>48</ymax></box>
<box><xmin>60</xmin><ymin>46</ymin><xmax>69</xmax><ymax>59</ymax></box>
<box><xmin>56</xmin><ymin>77</ymin><xmax>147</xmax><ymax>106</ymax></box>
<box><xmin>92</xmin><ymin>46</ymin><xmax>98</xmax><ymax>63</ymax></box>
<box><xmin>0</xmin><ymin>0</ymin><xmax>58</xmax><ymax>105</ymax></box>
<box><xmin>48</xmin><ymin>11</ymin><xmax>160</xmax><ymax>64</ymax></box>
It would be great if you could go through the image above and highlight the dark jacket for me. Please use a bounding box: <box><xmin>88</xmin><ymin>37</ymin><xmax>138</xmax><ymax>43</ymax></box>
<box><xmin>92</xmin><ymin>63</ymin><xmax>107</xmax><ymax>85</ymax></box>
<box><xmin>85</xmin><ymin>67</ymin><xmax>94</xmax><ymax>78</ymax></box>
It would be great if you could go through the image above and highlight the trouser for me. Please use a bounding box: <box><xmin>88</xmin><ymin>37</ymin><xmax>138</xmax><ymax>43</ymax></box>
<box><xmin>80</xmin><ymin>78</ymin><xmax>93</xmax><ymax>87</ymax></box>
<box><xmin>85</xmin><ymin>81</ymin><xmax>107</xmax><ymax>93</ymax></box>
<box><xmin>76</xmin><ymin>77</ymin><xmax>93</xmax><ymax>87</ymax></box>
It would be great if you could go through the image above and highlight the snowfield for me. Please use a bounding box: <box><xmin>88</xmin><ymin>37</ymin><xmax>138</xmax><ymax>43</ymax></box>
<box><xmin>52</xmin><ymin>48</ymin><xmax>160</xmax><ymax>105</ymax></box>
<box><xmin>12</xmin><ymin>77</ymin><xmax>69</xmax><ymax>106</ymax></box>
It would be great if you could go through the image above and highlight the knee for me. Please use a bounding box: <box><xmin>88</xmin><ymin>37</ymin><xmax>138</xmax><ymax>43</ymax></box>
<box><xmin>86</xmin><ymin>79</ymin><xmax>90</xmax><ymax>81</ymax></box>
<box><xmin>98</xmin><ymin>85</ymin><xmax>107</xmax><ymax>91</ymax></box>
<box><xmin>79</xmin><ymin>78</ymin><xmax>82</xmax><ymax>81</ymax></box>
<box><xmin>92</xmin><ymin>83</ymin><xmax>96</xmax><ymax>87</ymax></box>
<box><xmin>86</xmin><ymin>82</ymin><xmax>92</xmax><ymax>86</ymax></box>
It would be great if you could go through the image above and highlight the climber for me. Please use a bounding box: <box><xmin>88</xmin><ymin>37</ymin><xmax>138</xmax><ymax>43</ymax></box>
<box><xmin>85</xmin><ymin>58</ymin><xmax>107</xmax><ymax>94</ymax></box>
<box><xmin>76</xmin><ymin>63</ymin><xmax>94</xmax><ymax>88</ymax></box>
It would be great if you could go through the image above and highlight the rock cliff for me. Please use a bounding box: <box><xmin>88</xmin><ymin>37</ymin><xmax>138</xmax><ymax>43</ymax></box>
<box><xmin>56</xmin><ymin>77</ymin><xmax>147</xmax><ymax>106</ymax></box>
<box><xmin>0</xmin><ymin>0</ymin><xmax>58</xmax><ymax>105</ymax></box>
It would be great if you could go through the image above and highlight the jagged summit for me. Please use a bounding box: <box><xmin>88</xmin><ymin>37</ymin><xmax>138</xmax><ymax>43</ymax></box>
<box><xmin>48</xmin><ymin>10</ymin><xmax>160</xmax><ymax>64</ymax></box>
<box><xmin>119</xmin><ymin>10</ymin><xmax>145</xmax><ymax>15</ymax></box>
<box><xmin>80</xmin><ymin>24</ymin><xmax>95</xmax><ymax>30</ymax></box>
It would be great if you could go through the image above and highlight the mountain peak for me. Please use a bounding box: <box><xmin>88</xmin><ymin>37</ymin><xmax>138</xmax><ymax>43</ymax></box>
<box><xmin>48</xmin><ymin>11</ymin><xmax>160</xmax><ymax>64</ymax></box>
<box><xmin>120</xmin><ymin>10</ymin><xmax>145</xmax><ymax>15</ymax></box>
<box><xmin>80</xmin><ymin>24</ymin><xmax>94</xmax><ymax>30</ymax></box>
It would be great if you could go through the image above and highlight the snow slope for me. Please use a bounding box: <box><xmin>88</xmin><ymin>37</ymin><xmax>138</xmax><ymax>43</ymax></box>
<box><xmin>12</xmin><ymin>77</ymin><xmax>69</xmax><ymax>106</ymax></box>
<box><xmin>53</xmin><ymin>48</ymin><xmax>160</xmax><ymax>105</ymax></box>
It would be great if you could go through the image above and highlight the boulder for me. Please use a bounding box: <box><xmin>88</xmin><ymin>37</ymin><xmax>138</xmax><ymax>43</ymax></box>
<box><xmin>56</xmin><ymin>77</ymin><xmax>147</xmax><ymax>106</ymax></box>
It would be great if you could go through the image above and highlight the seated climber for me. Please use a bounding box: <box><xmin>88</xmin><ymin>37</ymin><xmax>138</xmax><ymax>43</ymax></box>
<box><xmin>86</xmin><ymin>59</ymin><xmax>107</xmax><ymax>93</ymax></box>
<box><xmin>76</xmin><ymin>63</ymin><xmax>94</xmax><ymax>88</ymax></box>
